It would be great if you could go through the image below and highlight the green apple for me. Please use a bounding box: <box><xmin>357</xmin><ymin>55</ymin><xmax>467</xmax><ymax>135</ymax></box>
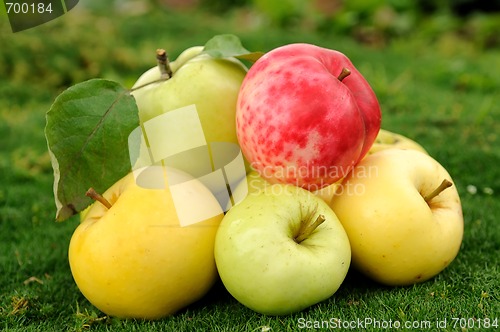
<box><xmin>330</xmin><ymin>149</ymin><xmax>463</xmax><ymax>286</ymax></box>
<box><xmin>131</xmin><ymin>46</ymin><xmax>247</xmax><ymax>155</ymax></box>
<box><xmin>368</xmin><ymin>129</ymin><xmax>428</xmax><ymax>155</ymax></box>
<box><xmin>215</xmin><ymin>184</ymin><xmax>351</xmax><ymax>316</ymax></box>
<box><xmin>130</xmin><ymin>47</ymin><xmax>248</xmax><ymax>200</ymax></box>
<box><xmin>69</xmin><ymin>166</ymin><xmax>224</xmax><ymax>319</ymax></box>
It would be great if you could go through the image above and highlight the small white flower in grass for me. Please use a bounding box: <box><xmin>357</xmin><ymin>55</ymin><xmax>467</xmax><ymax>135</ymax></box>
<box><xmin>252</xmin><ymin>326</ymin><xmax>272</xmax><ymax>332</ymax></box>
<box><xmin>467</xmin><ymin>185</ymin><xmax>477</xmax><ymax>195</ymax></box>
<box><xmin>483</xmin><ymin>187</ymin><xmax>494</xmax><ymax>195</ymax></box>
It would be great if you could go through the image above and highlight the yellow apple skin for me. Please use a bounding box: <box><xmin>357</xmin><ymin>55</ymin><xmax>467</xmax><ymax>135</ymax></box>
<box><xmin>69</xmin><ymin>167</ymin><xmax>223</xmax><ymax>319</ymax></box>
<box><xmin>79</xmin><ymin>204</ymin><xmax>92</xmax><ymax>222</ymax></box>
<box><xmin>330</xmin><ymin>149</ymin><xmax>463</xmax><ymax>286</ymax></box>
<box><xmin>367</xmin><ymin>129</ymin><xmax>428</xmax><ymax>155</ymax></box>
<box><xmin>229</xmin><ymin>170</ymin><xmax>341</xmax><ymax>209</ymax></box>
<box><xmin>131</xmin><ymin>47</ymin><xmax>247</xmax><ymax>146</ymax></box>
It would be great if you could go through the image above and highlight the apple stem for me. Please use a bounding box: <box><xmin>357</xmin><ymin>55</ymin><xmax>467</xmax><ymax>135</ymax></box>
<box><xmin>156</xmin><ymin>49</ymin><xmax>173</xmax><ymax>79</ymax></box>
<box><xmin>337</xmin><ymin>67</ymin><xmax>351</xmax><ymax>82</ymax></box>
<box><xmin>295</xmin><ymin>214</ymin><xmax>326</xmax><ymax>244</ymax></box>
<box><xmin>86</xmin><ymin>187</ymin><xmax>112</xmax><ymax>209</ymax></box>
<box><xmin>424</xmin><ymin>179</ymin><xmax>453</xmax><ymax>203</ymax></box>
<box><xmin>128</xmin><ymin>50</ymin><xmax>172</xmax><ymax>93</ymax></box>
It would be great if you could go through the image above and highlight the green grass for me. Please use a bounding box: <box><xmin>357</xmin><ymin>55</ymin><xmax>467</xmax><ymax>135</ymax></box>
<box><xmin>1</xmin><ymin>5</ymin><xmax>499</xmax><ymax>332</ymax></box>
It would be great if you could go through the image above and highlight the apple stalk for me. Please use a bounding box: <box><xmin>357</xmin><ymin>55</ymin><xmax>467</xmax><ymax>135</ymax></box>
<box><xmin>128</xmin><ymin>49</ymin><xmax>173</xmax><ymax>93</ymax></box>
<box><xmin>156</xmin><ymin>48</ymin><xmax>173</xmax><ymax>79</ymax></box>
<box><xmin>423</xmin><ymin>179</ymin><xmax>453</xmax><ymax>203</ymax></box>
<box><xmin>86</xmin><ymin>187</ymin><xmax>112</xmax><ymax>209</ymax></box>
<box><xmin>337</xmin><ymin>68</ymin><xmax>351</xmax><ymax>82</ymax></box>
<box><xmin>295</xmin><ymin>214</ymin><xmax>326</xmax><ymax>243</ymax></box>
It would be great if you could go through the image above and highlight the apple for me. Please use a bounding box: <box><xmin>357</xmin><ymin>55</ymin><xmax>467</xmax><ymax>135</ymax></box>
<box><xmin>330</xmin><ymin>149</ymin><xmax>463</xmax><ymax>286</ymax></box>
<box><xmin>131</xmin><ymin>46</ymin><xmax>248</xmax><ymax>178</ymax></box>
<box><xmin>367</xmin><ymin>129</ymin><xmax>428</xmax><ymax>155</ymax></box>
<box><xmin>79</xmin><ymin>204</ymin><xmax>92</xmax><ymax>222</ymax></box>
<box><xmin>69</xmin><ymin>166</ymin><xmax>224</xmax><ymax>319</ymax></box>
<box><xmin>229</xmin><ymin>169</ymin><xmax>341</xmax><ymax>209</ymax></box>
<box><xmin>236</xmin><ymin>43</ymin><xmax>381</xmax><ymax>190</ymax></box>
<box><xmin>215</xmin><ymin>184</ymin><xmax>351</xmax><ymax>315</ymax></box>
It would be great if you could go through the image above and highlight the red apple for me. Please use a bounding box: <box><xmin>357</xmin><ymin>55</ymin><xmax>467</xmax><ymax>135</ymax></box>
<box><xmin>236</xmin><ymin>43</ymin><xmax>381</xmax><ymax>190</ymax></box>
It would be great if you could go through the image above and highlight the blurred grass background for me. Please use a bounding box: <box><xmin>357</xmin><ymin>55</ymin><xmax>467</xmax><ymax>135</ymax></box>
<box><xmin>1</xmin><ymin>0</ymin><xmax>499</xmax><ymax>331</ymax></box>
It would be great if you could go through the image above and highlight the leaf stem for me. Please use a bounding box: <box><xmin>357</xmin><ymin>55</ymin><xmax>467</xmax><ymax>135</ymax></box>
<box><xmin>424</xmin><ymin>179</ymin><xmax>453</xmax><ymax>203</ymax></box>
<box><xmin>86</xmin><ymin>188</ymin><xmax>112</xmax><ymax>209</ymax></box>
<box><xmin>295</xmin><ymin>214</ymin><xmax>326</xmax><ymax>244</ymax></box>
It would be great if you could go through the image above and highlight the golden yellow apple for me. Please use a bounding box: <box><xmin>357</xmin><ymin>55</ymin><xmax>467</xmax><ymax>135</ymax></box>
<box><xmin>228</xmin><ymin>170</ymin><xmax>341</xmax><ymax>209</ymax></box>
<box><xmin>69</xmin><ymin>166</ymin><xmax>224</xmax><ymax>319</ymax></box>
<box><xmin>368</xmin><ymin>129</ymin><xmax>428</xmax><ymax>155</ymax></box>
<box><xmin>331</xmin><ymin>149</ymin><xmax>463</xmax><ymax>286</ymax></box>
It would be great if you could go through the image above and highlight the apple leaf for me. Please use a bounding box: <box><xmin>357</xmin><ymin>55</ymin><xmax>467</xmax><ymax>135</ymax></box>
<box><xmin>202</xmin><ymin>34</ymin><xmax>264</xmax><ymax>62</ymax></box>
<box><xmin>45</xmin><ymin>79</ymin><xmax>139</xmax><ymax>222</ymax></box>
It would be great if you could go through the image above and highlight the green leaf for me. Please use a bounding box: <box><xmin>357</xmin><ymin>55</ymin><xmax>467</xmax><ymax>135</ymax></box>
<box><xmin>45</xmin><ymin>79</ymin><xmax>139</xmax><ymax>221</ymax></box>
<box><xmin>202</xmin><ymin>34</ymin><xmax>264</xmax><ymax>62</ymax></box>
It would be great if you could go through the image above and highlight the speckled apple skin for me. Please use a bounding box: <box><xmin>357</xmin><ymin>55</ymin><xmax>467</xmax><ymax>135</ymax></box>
<box><xmin>236</xmin><ymin>43</ymin><xmax>381</xmax><ymax>190</ymax></box>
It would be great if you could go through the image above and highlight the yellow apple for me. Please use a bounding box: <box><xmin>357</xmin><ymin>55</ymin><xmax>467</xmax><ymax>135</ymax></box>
<box><xmin>228</xmin><ymin>169</ymin><xmax>342</xmax><ymax>209</ymax></box>
<box><xmin>79</xmin><ymin>204</ymin><xmax>92</xmax><ymax>222</ymax></box>
<box><xmin>368</xmin><ymin>129</ymin><xmax>428</xmax><ymax>155</ymax></box>
<box><xmin>69</xmin><ymin>166</ymin><xmax>224</xmax><ymax>319</ymax></box>
<box><xmin>330</xmin><ymin>149</ymin><xmax>463</xmax><ymax>286</ymax></box>
<box><xmin>312</xmin><ymin>179</ymin><xmax>343</xmax><ymax>205</ymax></box>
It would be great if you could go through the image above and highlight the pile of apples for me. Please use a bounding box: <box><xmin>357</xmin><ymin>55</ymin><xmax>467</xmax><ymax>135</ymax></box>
<box><xmin>68</xmin><ymin>42</ymin><xmax>464</xmax><ymax>319</ymax></box>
